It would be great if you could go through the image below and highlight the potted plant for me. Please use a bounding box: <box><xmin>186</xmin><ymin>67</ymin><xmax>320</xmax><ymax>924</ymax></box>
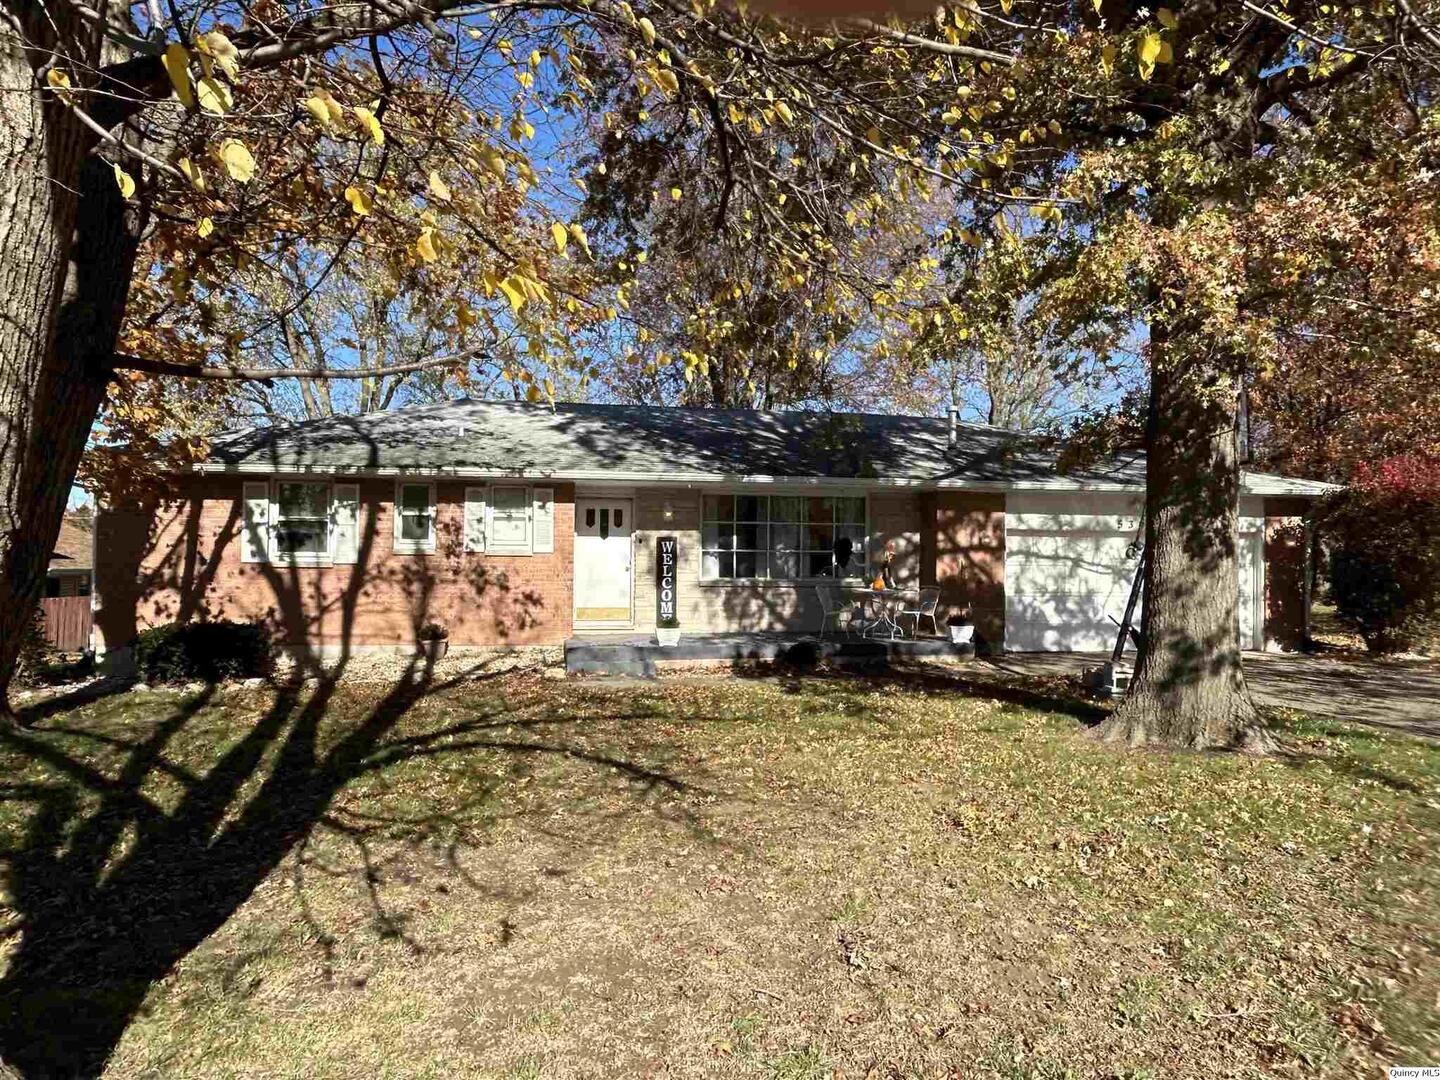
<box><xmin>656</xmin><ymin>618</ymin><xmax>681</xmax><ymax>647</ymax></box>
<box><xmin>418</xmin><ymin>621</ymin><xmax>449</xmax><ymax>661</ymax></box>
<box><xmin>872</xmin><ymin>540</ymin><xmax>897</xmax><ymax>590</ymax></box>
<box><xmin>946</xmin><ymin>614</ymin><xmax>975</xmax><ymax>646</ymax></box>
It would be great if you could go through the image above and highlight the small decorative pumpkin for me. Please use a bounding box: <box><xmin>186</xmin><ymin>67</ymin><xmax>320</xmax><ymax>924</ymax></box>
<box><xmin>872</xmin><ymin>575</ymin><xmax>885</xmax><ymax>590</ymax></box>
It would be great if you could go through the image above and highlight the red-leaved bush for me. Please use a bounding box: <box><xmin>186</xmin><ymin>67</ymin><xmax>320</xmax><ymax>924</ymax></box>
<box><xmin>1321</xmin><ymin>456</ymin><xmax>1440</xmax><ymax>653</ymax></box>
<box><xmin>1351</xmin><ymin>455</ymin><xmax>1440</xmax><ymax>499</ymax></box>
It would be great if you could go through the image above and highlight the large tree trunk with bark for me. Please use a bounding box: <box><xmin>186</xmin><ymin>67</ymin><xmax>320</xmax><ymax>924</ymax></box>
<box><xmin>1093</xmin><ymin>319</ymin><xmax>1273</xmax><ymax>752</ymax></box>
<box><xmin>0</xmin><ymin>12</ymin><xmax>142</xmax><ymax>722</ymax></box>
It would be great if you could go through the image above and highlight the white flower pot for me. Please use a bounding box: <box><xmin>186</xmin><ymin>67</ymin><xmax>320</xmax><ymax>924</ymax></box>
<box><xmin>656</xmin><ymin>626</ymin><xmax>681</xmax><ymax>647</ymax></box>
<box><xmin>948</xmin><ymin>624</ymin><xmax>975</xmax><ymax>646</ymax></box>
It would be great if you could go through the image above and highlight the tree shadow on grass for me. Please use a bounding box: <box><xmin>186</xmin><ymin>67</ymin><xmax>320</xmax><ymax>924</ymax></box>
<box><xmin>0</xmin><ymin>658</ymin><xmax>706</xmax><ymax>1077</ymax></box>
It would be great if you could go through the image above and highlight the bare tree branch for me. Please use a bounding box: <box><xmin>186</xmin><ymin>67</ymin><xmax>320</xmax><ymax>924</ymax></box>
<box><xmin>840</xmin><ymin>19</ymin><xmax>1016</xmax><ymax>66</ymax></box>
<box><xmin>112</xmin><ymin>347</ymin><xmax>492</xmax><ymax>382</ymax></box>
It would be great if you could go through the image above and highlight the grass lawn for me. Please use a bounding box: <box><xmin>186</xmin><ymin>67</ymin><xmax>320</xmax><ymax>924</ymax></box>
<box><xmin>1</xmin><ymin>665</ymin><xmax>1437</xmax><ymax>1078</ymax></box>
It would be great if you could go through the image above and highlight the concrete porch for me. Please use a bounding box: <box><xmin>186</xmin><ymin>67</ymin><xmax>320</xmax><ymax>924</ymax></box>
<box><xmin>565</xmin><ymin>631</ymin><xmax>974</xmax><ymax>677</ymax></box>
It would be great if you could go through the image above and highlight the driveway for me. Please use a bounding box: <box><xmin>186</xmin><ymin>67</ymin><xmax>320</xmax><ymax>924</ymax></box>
<box><xmin>981</xmin><ymin>651</ymin><xmax>1440</xmax><ymax>740</ymax></box>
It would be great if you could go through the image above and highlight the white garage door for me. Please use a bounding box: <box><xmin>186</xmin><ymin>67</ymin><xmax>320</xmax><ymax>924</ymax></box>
<box><xmin>1004</xmin><ymin>492</ymin><xmax>1265</xmax><ymax>653</ymax></box>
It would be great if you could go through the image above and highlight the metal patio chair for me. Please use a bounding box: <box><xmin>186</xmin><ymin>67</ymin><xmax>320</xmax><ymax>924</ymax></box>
<box><xmin>899</xmin><ymin>586</ymin><xmax>942</xmax><ymax>637</ymax></box>
<box><xmin>815</xmin><ymin>584</ymin><xmax>848</xmax><ymax>640</ymax></box>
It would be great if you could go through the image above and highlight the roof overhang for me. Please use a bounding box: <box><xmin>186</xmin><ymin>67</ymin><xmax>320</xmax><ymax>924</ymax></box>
<box><xmin>192</xmin><ymin>461</ymin><xmax>1336</xmax><ymax>498</ymax></box>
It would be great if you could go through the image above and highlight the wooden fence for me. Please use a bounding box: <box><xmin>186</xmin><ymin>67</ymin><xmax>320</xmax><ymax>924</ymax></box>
<box><xmin>41</xmin><ymin>596</ymin><xmax>92</xmax><ymax>652</ymax></box>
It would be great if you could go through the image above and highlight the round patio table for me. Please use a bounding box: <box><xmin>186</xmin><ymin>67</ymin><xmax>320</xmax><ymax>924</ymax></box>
<box><xmin>843</xmin><ymin>586</ymin><xmax>916</xmax><ymax>640</ymax></box>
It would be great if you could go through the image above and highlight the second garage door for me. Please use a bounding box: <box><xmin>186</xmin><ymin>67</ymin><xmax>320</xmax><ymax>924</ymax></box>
<box><xmin>1003</xmin><ymin>491</ymin><xmax>1264</xmax><ymax>653</ymax></box>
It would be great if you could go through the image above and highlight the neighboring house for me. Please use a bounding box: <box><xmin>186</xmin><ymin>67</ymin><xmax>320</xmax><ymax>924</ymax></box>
<box><xmin>93</xmin><ymin>400</ymin><xmax>1329</xmax><ymax>656</ymax></box>
<box><xmin>47</xmin><ymin>515</ymin><xmax>93</xmax><ymax>598</ymax></box>
<box><xmin>43</xmin><ymin>514</ymin><xmax>95</xmax><ymax>651</ymax></box>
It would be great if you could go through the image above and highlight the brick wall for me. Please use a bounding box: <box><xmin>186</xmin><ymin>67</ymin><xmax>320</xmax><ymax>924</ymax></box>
<box><xmin>923</xmin><ymin>491</ymin><xmax>1006</xmax><ymax>649</ymax></box>
<box><xmin>95</xmin><ymin>475</ymin><xmax>574</xmax><ymax>652</ymax></box>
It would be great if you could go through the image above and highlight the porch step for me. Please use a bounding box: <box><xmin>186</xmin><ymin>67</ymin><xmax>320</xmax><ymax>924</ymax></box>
<box><xmin>564</xmin><ymin>631</ymin><xmax>973</xmax><ymax>677</ymax></box>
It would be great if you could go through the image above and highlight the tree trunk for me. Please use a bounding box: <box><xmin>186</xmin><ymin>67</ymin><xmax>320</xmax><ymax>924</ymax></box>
<box><xmin>0</xmin><ymin>21</ymin><xmax>142</xmax><ymax>721</ymax></box>
<box><xmin>1093</xmin><ymin>321</ymin><xmax>1273</xmax><ymax>752</ymax></box>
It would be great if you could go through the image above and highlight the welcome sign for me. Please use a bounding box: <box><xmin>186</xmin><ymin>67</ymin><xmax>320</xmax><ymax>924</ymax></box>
<box><xmin>656</xmin><ymin>536</ymin><xmax>678</xmax><ymax>626</ymax></box>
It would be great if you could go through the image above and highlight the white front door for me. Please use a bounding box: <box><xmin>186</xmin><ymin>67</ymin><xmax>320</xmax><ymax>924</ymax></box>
<box><xmin>574</xmin><ymin>498</ymin><xmax>634</xmax><ymax>626</ymax></box>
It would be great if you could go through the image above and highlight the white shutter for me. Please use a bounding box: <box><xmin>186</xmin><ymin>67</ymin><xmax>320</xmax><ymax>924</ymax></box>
<box><xmin>532</xmin><ymin>487</ymin><xmax>554</xmax><ymax>554</ymax></box>
<box><xmin>464</xmin><ymin>486</ymin><xmax>487</xmax><ymax>552</ymax></box>
<box><xmin>333</xmin><ymin>483</ymin><xmax>359</xmax><ymax>564</ymax></box>
<box><xmin>392</xmin><ymin>481</ymin><xmax>405</xmax><ymax>547</ymax></box>
<box><xmin>242</xmin><ymin>481</ymin><xmax>270</xmax><ymax>563</ymax></box>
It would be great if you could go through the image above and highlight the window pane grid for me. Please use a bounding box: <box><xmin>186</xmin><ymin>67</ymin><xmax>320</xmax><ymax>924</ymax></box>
<box><xmin>490</xmin><ymin>485</ymin><xmax>529</xmax><ymax>548</ymax></box>
<box><xmin>276</xmin><ymin>482</ymin><xmax>330</xmax><ymax>557</ymax></box>
<box><xmin>700</xmin><ymin>495</ymin><xmax>865</xmax><ymax>582</ymax></box>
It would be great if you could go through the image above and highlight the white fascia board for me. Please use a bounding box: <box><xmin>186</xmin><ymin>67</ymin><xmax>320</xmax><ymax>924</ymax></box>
<box><xmin>191</xmin><ymin>460</ymin><xmax>1333</xmax><ymax>497</ymax></box>
<box><xmin>194</xmin><ymin>461</ymin><xmax>1124</xmax><ymax>491</ymax></box>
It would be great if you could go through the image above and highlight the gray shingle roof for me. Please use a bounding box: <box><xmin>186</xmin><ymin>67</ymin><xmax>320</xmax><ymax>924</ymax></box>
<box><xmin>202</xmin><ymin>399</ymin><xmax>1335</xmax><ymax>496</ymax></box>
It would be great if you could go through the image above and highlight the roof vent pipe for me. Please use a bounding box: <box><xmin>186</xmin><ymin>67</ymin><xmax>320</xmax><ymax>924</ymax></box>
<box><xmin>947</xmin><ymin>405</ymin><xmax>958</xmax><ymax>447</ymax></box>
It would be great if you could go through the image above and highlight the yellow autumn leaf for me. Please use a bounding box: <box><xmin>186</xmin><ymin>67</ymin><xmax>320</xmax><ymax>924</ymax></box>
<box><xmin>550</xmin><ymin>222</ymin><xmax>568</xmax><ymax>254</ymax></box>
<box><xmin>197</xmin><ymin>216</ymin><xmax>214</xmax><ymax>238</ymax></box>
<box><xmin>344</xmin><ymin>186</ymin><xmax>373</xmax><ymax>215</ymax></box>
<box><xmin>480</xmin><ymin>146</ymin><xmax>506</xmax><ymax>179</ymax></box>
<box><xmin>196</xmin><ymin>76</ymin><xmax>232</xmax><ymax>114</ymax></box>
<box><xmin>353</xmin><ymin>106</ymin><xmax>384</xmax><ymax>145</ymax></box>
<box><xmin>774</xmin><ymin>101</ymin><xmax>793</xmax><ymax>124</ymax></box>
<box><xmin>218</xmin><ymin>139</ymin><xmax>255</xmax><ymax>183</ymax></box>
<box><xmin>113</xmin><ymin>164</ymin><xmax>135</xmax><ymax>199</ymax></box>
<box><xmin>304</xmin><ymin>95</ymin><xmax>331</xmax><ymax>128</ymax></box>
<box><xmin>655</xmin><ymin>68</ymin><xmax>679</xmax><ymax>95</ymax></box>
<box><xmin>1157</xmin><ymin>6</ymin><xmax>1178</xmax><ymax>28</ymax></box>
<box><xmin>498</xmin><ymin>277</ymin><xmax>526</xmax><ymax>313</ymax></box>
<box><xmin>1092</xmin><ymin>0</ymin><xmax>1102</xmax><ymax>12</ymax></box>
<box><xmin>46</xmin><ymin>69</ymin><xmax>71</xmax><ymax>91</ymax></box>
<box><xmin>416</xmin><ymin>228</ymin><xmax>438</xmax><ymax>262</ymax></box>
<box><xmin>1158</xmin><ymin>39</ymin><xmax>1174</xmax><ymax>63</ymax></box>
<box><xmin>198</xmin><ymin>31</ymin><xmax>240</xmax><ymax>79</ymax></box>
<box><xmin>670</xmin><ymin>186</ymin><xmax>682</xmax><ymax>200</ymax></box>
<box><xmin>428</xmin><ymin>171</ymin><xmax>452</xmax><ymax>201</ymax></box>
<box><xmin>163</xmin><ymin>44</ymin><xmax>194</xmax><ymax>108</ymax></box>
<box><xmin>1101</xmin><ymin>42</ymin><xmax>1116</xmax><ymax>75</ymax></box>
<box><xmin>568</xmin><ymin>223</ymin><xmax>593</xmax><ymax>258</ymax></box>
<box><xmin>638</xmin><ymin>17</ymin><xmax>657</xmax><ymax>46</ymax></box>
<box><xmin>525</xmin><ymin>384</ymin><xmax>542</xmax><ymax>402</ymax></box>
<box><xmin>1137</xmin><ymin>31</ymin><xmax>1162</xmax><ymax>79</ymax></box>
<box><xmin>177</xmin><ymin>157</ymin><xmax>206</xmax><ymax>192</ymax></box>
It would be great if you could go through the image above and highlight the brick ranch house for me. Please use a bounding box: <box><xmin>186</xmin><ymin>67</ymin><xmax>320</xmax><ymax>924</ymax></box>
<box><xmin>93</xmin><ymin>400</ymin><xmax>1332</xmax><ymax>658</ymax></box>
